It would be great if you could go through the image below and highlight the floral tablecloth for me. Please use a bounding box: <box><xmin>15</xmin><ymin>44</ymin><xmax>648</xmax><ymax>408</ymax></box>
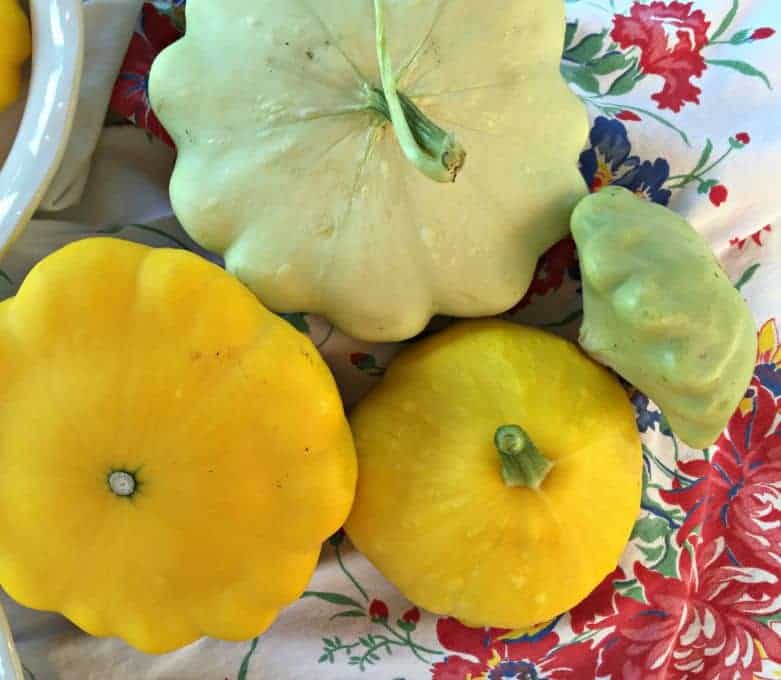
<box><xmin>4</xmin><ymin>1</ymin><xmax>781</xmax><ymax>678</ymax></box>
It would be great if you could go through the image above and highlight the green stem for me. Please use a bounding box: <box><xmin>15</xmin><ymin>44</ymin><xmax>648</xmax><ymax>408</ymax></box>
<box><xmin>408</xmin><ymin>634</ymin><xmax>443</xmax><ymax>658</ymax></box>
<box><xmin>331</xmin><ymin>640</ymin><xmax>361</xmax><ymax>657</ymax></box>
<box><xmin>585</xmin><ymin>99</ymin><xmax>690</xmax><ymax>146</ymax></box>
<box><xmin>668</xmin><ymin>147</ymin><xmax>734</xmax><ymax>189</ymax></box>
<box><xmin>237</xmin><ymin>637</ymin><xmax>259</xmax><ymax>680</ymax></box>
<box><xmin>379</xmin><ymin>621</ymin><xmax>443</xmax><ymax>658</ymax></box>
<box><xmin>357</xmin><ymin>636</ymin><xmax>397</xmax><ymax>670</ymax></box>
<box><xmin>335</xmin><ymin>541</ymin><xmax>369</xmax><ymax>602</ymax></box>
<box><xmin>495</xmin><ymin>425</ymin><xmax>553</xmax><ymax>490</ymax></box>
<box><xmin>402</xmin><ymin>630</ymin><xmax>436</xmax><ymax>664</ymax></box>
<box><xmin>666</xmin><ymin>178</ymin><xmax>702</xmax><ymax>190</ymax></box>
<box><xmin>695</xmin><ymin>147</ymin><xmax>733</xmax><ymax>180</ymax></box>
<box><xmin>371</xmin><ymin>0</ymin><xmax>465</xmax><ymax>183</ymax></box>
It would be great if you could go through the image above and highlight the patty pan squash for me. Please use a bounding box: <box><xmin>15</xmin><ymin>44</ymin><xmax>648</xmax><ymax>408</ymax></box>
<box><xmin>0</xmin><ymin>0</ymin><xmax>31</xmax><ymax>112</ymax></box>
<box><xmin>0</xmin><ymin>238</ymin><xmax>357</xmax><ymax>654</ymax></box>
<box><xmin>345</xmin><ymin>320</ymin><xmax>641</xmax><ymax>628</ymax></box>
<box><xmin>572</xmin><ymin>187</ymin><xmax>757</xmax><ymax>448</ymax></box>
<box><xmin>149</xmin><ymin>0</ymin><xmax>588</xmax><ymax>342</ymax></box>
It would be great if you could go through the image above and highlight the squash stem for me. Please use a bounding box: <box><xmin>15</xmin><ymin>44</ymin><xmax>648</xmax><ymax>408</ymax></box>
<box><xmin>372</xmin><ymin>0</ymin><xmax>465</xmax><ymax>183</ymax></box>
<box><xmin>495</xmin><ymin>425</ymin><xmax>553</xmax><ymax>490</ymax></box>
<box><xmin>108</xmin><ymin>470</ymin><xmax>137</xmax><ymax>497</ymax></box>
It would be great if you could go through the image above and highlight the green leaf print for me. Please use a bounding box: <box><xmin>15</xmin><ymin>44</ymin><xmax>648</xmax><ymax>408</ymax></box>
<box><xmin>237</xmin><ymin>637</ymin><xmax>259</xmax><ymax>680</ymax></box>
<box><xmin>564</xmin><ymin>31</ymin><xmax>607</xmax><ymax>63</ymax></box>
<box><xmin>706</xmin><ymin>59</ymin><xmax>772</xmax><ymax>89</ymax></box>
<box><xmin>709</xmin><ymin>0</ymin><xmax>740</xmax><ymax>43</ymax></box>
<box><xmin>735</xmin><ymin>264</ymin><xmax>760</xmax><ymax>292</ymax></box>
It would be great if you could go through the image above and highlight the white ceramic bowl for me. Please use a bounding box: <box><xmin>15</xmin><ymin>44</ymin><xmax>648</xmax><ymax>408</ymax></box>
<box><xmin>0</xmin><ymin>0</ymin><xmax>84</xmax><ymax>255</ymax></box>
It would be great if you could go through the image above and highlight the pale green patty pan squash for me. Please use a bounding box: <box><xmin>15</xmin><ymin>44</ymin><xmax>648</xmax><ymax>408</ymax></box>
<box><xmin>149</xmin><ymin>0</ymin><xmax>588</xmax><ymax>342</ymax></box>
<box><xmin>572</xmin><ymin>187</ymin><xmax>758</xmax><ymax>449</ymax></box>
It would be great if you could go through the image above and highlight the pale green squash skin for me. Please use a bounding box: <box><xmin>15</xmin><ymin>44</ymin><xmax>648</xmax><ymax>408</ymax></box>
<box><xmin>149</xmin><ymin>0</ymin><xmax>588</xmax><ymax>342</ymax></box>
<box><xmin>572</xmin><ymin>187</ymin><xmax>758</xmax><ymax>449</ymax></box>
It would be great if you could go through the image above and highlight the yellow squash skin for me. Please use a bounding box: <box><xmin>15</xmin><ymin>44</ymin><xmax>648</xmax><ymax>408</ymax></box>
<box><xmin>345</xmin><ymin>320</ymin><xmax>641</xmax><ymax>629</ymax></box>
<box><xmin>0</xmin><ymin>239</ymin><xmax>357</xmax><ymax>654</ymax></box>
<box><xmin>0</xmin><ymin>0</ymin><xmax>31</xmax><ymax>112</ymax></box>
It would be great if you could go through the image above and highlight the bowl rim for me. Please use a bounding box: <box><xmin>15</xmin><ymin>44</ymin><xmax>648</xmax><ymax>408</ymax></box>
<box><xmin>0</xmin><ymin>0</ymin><xmax>85</xmax><ymax>257</ymax></box>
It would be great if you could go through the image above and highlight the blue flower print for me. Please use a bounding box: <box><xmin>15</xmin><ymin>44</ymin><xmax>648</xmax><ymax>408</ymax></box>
<box><xmin>631</xmin><ymin>391</ymin><xmax>661</xmax><ymax>433</ymax></box>
<box><xmin>580</xmin><ymin>117</ymin><xmax>672</xmax><ymax>206</ymax></box>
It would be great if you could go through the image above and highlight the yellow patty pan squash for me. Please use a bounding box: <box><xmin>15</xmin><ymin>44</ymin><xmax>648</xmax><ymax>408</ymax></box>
<box><xmin>149</xmin><ymin>0</ymin><xmax>588</xmax><ymax>342</ymax></box>
<box><xmin>0</xmin><ymin>0</ymin><xmax>30</xmax><ymax>112</ymax></box>
<box><xmin>0</xmin><ymin>239</ymin><xmax>357</xmax><ymax>654</ymax></box>
<box><xmin>345</xmin><ymin>320</ymin><xmax>641</xmax><ymax>628</ymax></box>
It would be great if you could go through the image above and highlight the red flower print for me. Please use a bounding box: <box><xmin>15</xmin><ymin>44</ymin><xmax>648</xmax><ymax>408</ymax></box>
<box><xmin>583</xmin><ymin>538</ymin><xmax>781</xmax><ymax>679</ymax></box>
<box><xmin>753</xmin><ymin>224</ymin><xmax>773</xmax><ymax>246</ymax></box>
<box><xmin>660</xmin><ymin>381</ymin><xmax>781</xmax><ymax>569</ymax></box>
<box><xmin>398</xmin><ymin>606</ymin><xmax>421</xmax><ymax>632</ymax></box>
<box><xmin>735</xmin><ymin>132</ymin><xmax>751</xmax><ymax>145</ymax></box>
<box><xmin>349</xmin><ymin>352</ymin><xmax>385</xmax><ymax>377</ymax></box>
<box><xmin>110</xmin><ymin>5</ymin><xmax>182</xmax><ymax>146</ymax></box>
<box><xmin>612</xmin><ymin>2</ymin><xmax>710</xmax><ymax>112</ymax></box>
<box><xmin>432</xmin><ymin>618</ymin><xmax>598</xmax><ymax>679</ymax></box>
<box><xmin>752</xmin><ymin>28</ymin><xmax>776</xmax><ymax>41</ymax></box>
<box><xmin>402</xmin><ymin>607</ymin><xmax>420</xmax><ymax>624</ymax></box>
<box><xmin>569</xmin><ymin>566</ymin><xmax>625</xmax><ymax>634</ymax></box>
<box><xmin>731</xmin><ymin>224</ymin><xmax>773</xmax><ymax>249</ymax></box>
<box><xmin>616</xmin><ymin>110</ymin><xmax>642</xmax><ymax>122</ymax></box>
<box><xmin>369</xmin><ymin>599</ymin><xmax>389</xmax><ymax>622</ymax></box>
<box><xmin>515</xmin><ymin>237</ymin><xmax>578</xmax><ymax>310</ymax></box>
<box><xmin>709</xmin><ymin>183</ymin><xmax>728</xmax><ymax>206</ymax></box>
